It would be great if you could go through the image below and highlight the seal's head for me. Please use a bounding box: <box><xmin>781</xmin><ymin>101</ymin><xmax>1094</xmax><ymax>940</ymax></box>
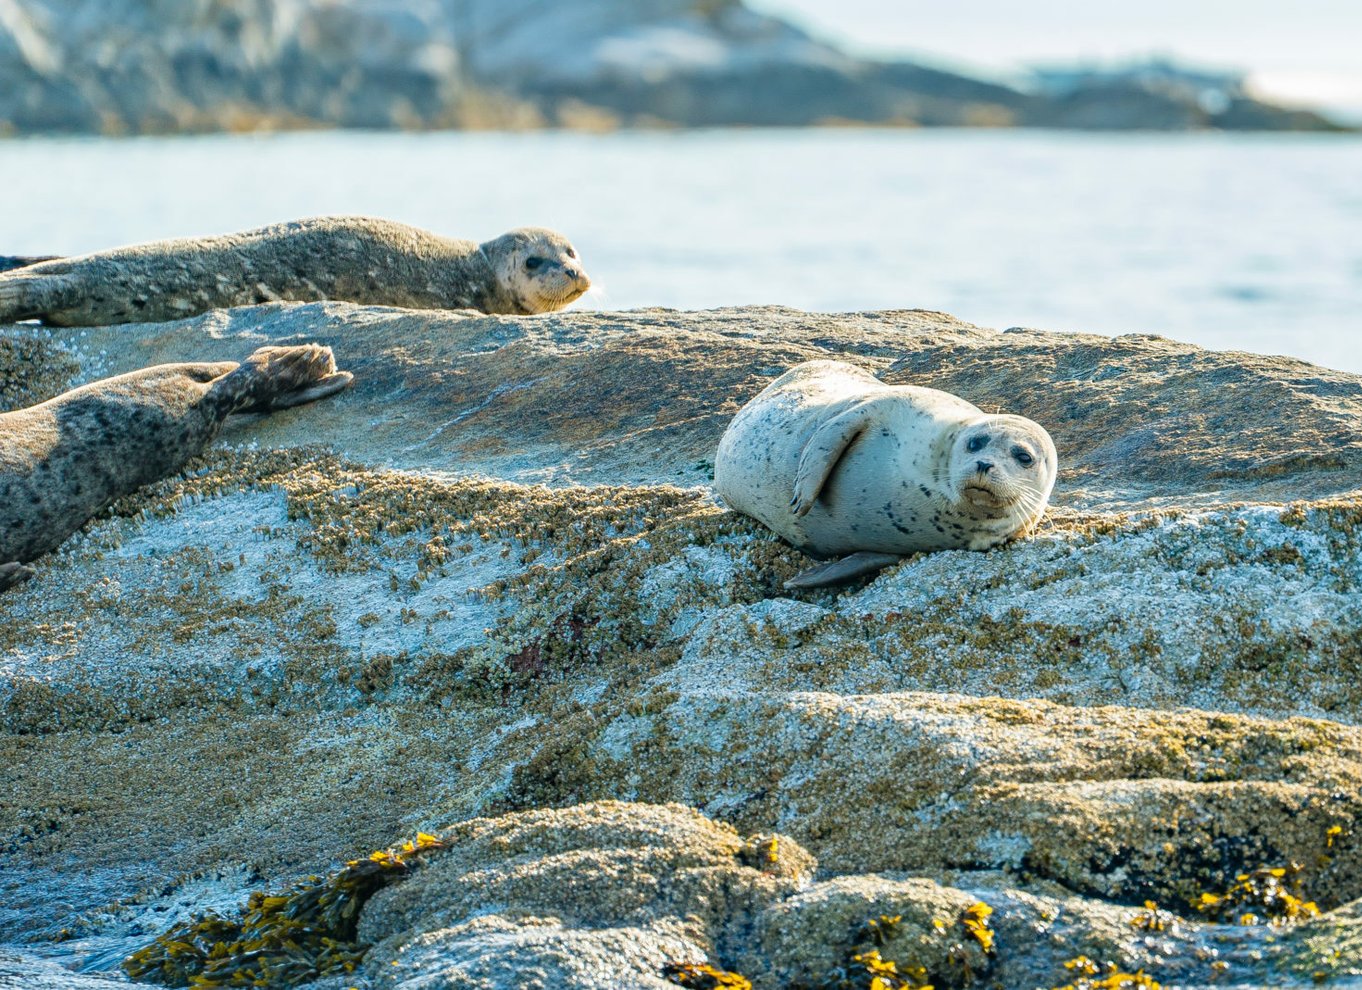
<box><xmin>481</xmin><ymin>227</ymin><xmax>591</xmax><ymax>314</ymax></box>
<box><xmin>948</xmin><ymin>414</ymin><xmax>1057</xmax><ymax>526</ymax></box>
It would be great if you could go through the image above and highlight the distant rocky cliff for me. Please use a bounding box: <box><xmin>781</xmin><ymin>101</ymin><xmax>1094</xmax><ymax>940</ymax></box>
<box><xmin>0</xmin><ymin>0</ymin><xmax>1346</xmax><ymax>134</ymax></box>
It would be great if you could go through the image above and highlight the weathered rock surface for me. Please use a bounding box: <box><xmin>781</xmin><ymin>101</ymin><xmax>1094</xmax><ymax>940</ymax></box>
<box><xmin>0</xmin><ymin>0</ymin><xmax>1345</xmax><ymax>134</ymax></box>
<box><xmin>357</xmin><ymin>802</ymin><xmax>808</xmax><ymax>990</ymax></box>
<box><xmin>2</xmin><ymin>304</ymin><xmax>1362</xmax><ymax>987</ymax></box>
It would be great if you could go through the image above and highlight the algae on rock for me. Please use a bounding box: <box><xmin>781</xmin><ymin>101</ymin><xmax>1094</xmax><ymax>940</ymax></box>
<box><xmin>3</xmin><ymin>305</ymin><xmax>1362</xmax><ymax>988</ymax></box>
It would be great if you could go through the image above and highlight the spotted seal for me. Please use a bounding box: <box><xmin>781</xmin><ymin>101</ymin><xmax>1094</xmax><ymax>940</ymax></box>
<box><xmin>0</xmin><ymin>217</ymin><xmax>590</xmax><ymax>326</ymax></box>
<box><xmin>0</xmin><ymin>255</ymin><xmax>56</xmax><ymax>274</ymax></box>
<box><xmin>714</xmin><ymin>359</ymin><xmax>1058</xmax><ymax>588</ymax></box>
<box><xmin>0</xmin><ymin>345</ymin><xmax>352</xmax><ymax>592</ymax></box>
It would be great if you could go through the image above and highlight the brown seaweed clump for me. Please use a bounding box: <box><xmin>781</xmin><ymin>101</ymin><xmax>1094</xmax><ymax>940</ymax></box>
<box><xmin>123</xmin><ymin>832</ymin><xmax>445</xmax><ymax>987</ymax></box>
<box><xmin>1051</xmin><ymin>957</ymin><xmax>1162</xmax><ymax>990</ymax></box>
<box><xmin>1193</xmin><ymin>863</ymin><xmax>1321</xmax><ymax>926</ymax></box>
<box><xmin>791</xmin><ymin>905</ymin><xmax>994</xmax><ymax>990</ymax></box>
<box><xmin>662</xmin><ymin>962</ymin><xmax>754</xmax><ymax>989</ymax></box>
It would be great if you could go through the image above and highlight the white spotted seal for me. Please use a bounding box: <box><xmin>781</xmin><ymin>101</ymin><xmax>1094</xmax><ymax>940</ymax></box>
<box><xmin>715</xmin><ymin>359</ymin><xmax>1057</xmax><ymax>588</ymax></box>
<box><xmin>0</xmin><ymin>217</ymin><xmax>590</xmax><ymax>326</ymax></box>
<box><xmin>0</xmin><ymin>345</ymin><xmax>351</xmax><ymax>592</ymax></box>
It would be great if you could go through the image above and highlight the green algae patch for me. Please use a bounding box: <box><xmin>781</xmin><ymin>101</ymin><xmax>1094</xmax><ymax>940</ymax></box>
<box><xmin>124</xmin><ymin>832</ymin><xmax>445</xmax><ymax>987</ymax></box>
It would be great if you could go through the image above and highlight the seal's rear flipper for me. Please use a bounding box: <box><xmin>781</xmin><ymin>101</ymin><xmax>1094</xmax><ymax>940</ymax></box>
<box><xmin>0</xmin><ymin>272</ymin><xmax>76</xmax><ymax>324</ymax></box>
<box><xmin>0</xmin><ymin>562</ymin><xmax>36</xmax><ymax>593</ymax></box>
<box><xmin>217</xmin><ymin>345</ymin><xmax>353</xmax><ymax>415</ymax></box>
<box><xmin>0</xmin><ymin>276</ymin><xmax>40</xmax><ymax>322</ymax></box>
<box><xmin>784</xmin><ymin>551</ymin><xmax>903</xmax><ymax>589</ymax></box>
<box><xmin>253</xmin><ymin>371</ymin><xmax>354</xmax><ymax>411</ymax></box>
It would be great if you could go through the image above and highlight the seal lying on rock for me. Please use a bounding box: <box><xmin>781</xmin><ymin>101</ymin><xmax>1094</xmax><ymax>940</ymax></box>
<box><xmin>0</xmin><ymin>217</ymin><xmax>590</xmax><ymax>326</ymax></box>
<box><xmin>0</xmin><ymin>255</ymin><xmax>57</xmax><ymax>274</ymax></box>
<box><xmin>0</xmin><ymin>345</ymin><xmax>352</xmax><ymax>592</ymax></box>
<box><xmin>715</xmin><ymin>359</ymin><xmax>1057</xmax><ymax>588</ymax></box>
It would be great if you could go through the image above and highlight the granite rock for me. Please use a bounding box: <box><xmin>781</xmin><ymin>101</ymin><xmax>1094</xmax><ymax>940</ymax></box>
<box><xmin>1</xmin><ymin>304</ymin><xmax>1361</xmax><ymax>987</ymax></box>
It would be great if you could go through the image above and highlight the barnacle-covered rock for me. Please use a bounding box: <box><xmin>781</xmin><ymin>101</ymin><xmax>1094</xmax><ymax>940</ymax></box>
<box><xmin>355</xmin><ymin>802</ymin><xmax>806</xmax><ymax>990</ymax></box>
<box><xmin>3</xmin><ymin>304</ymin><xmax>1362</xmax><ymax>988</ymax></box>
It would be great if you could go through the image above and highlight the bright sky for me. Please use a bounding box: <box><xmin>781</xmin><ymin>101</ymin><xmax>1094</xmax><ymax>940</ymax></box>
<box><xmin>748</xmin><ymin>0</ymin><xmax>1362</xmax><ymax>118</ymax></box>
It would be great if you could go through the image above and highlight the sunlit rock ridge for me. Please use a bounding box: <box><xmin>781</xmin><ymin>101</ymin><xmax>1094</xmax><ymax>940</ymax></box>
<box><xmin>2</xmin><ymin>304</ymin><xmax>1362</xmax><ymax>987</ymax></box>
<box><xmin>0</xmin><ymin>0</ymin><xmax>1346</xmax><ymax>134</ymax></box>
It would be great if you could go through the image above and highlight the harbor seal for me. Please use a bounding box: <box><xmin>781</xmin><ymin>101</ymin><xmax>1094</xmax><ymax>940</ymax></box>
<box><xmin>0</xmin><ymin>217</ymin><xmax>590</xmax><ymax>326</ymax></box>
<box><xmin>715</xmin><ymin>360</ymin><xmax>1057</xmax><ymax>588</ymax></box>
<box><xmin>0</xmin><ymin>344</ymin><xmax>352</xmax><ymax>592</ymax></box>
<box><xmin>0</xmin><ymin>255</ymin><xmax>57</xmax><ymax>274</ymax></box>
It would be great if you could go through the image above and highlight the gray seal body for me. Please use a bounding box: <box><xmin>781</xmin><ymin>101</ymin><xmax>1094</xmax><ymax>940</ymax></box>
<box><xmin>0</xmin><ymin>255</ymin><xmax>56</xmax><ymax>274</ymax></box>
<box><xmin>0</xmin><ymin>345</ymin><xmax>351</xmax><ymax>591</ymax></box>
<box><xmin>714</xmin><ymin>360</ymin><xmax>1058</xmax><ymax>587</ymax></box>
<box><xmin>0</xmin><ymin>217</ymin><xmax>590</xmax><ymax>326</ymax></box>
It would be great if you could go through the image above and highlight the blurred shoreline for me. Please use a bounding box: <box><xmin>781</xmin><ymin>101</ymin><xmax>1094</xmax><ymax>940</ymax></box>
<box><xmin>0</xmin><ymin>0</ymin><xmax>1352</xmax><ymax>138</ymax></box>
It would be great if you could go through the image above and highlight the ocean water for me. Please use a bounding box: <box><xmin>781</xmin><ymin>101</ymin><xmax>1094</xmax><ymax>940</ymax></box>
<box><xmin>1</xmin><ymin>128</ymin><xmax>1360</xmax><ymax>371</ymax></box>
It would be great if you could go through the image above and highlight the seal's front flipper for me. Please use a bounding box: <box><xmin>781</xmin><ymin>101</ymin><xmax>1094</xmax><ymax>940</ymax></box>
<box><xmin>0</xmin><ymin>562</ymin><xmax>36</xmax><ymax>593</ymax></box>
<box><xmin>790</xmin><ymin>402</ymin><xmax>873</xmax><ymax>516</ymax></box>
<box><xmin>785</xmin><ymin>551</ymin><xmax>902</xmax><ymax>590</ymax></box>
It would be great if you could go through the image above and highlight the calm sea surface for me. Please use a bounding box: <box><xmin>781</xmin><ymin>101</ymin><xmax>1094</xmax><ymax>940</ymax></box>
<box><xmin>1</xmin><ymin>128</ymin><xmax>1360</xmax><ymax>371</ymax></box>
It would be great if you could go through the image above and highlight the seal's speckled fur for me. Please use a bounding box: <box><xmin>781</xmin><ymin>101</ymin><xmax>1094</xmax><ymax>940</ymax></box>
<box><xmin>0</xmin><ymin>345</ymin><xmax>350</xmax><ymax>586</ymax></box>
<box><xmin>0</xmin><ymin>255</ymin><xmax>56</xmax><ymax>274</ymax></box>
<box><xmin>0</xmin><ymin>217</ymin><xmax>589</xmax><ymax>326</ymax></box>
<box><xmin>715</xmin><ymin>359</ymin><xmax>1057</xmax><ymax>586</ymax></box>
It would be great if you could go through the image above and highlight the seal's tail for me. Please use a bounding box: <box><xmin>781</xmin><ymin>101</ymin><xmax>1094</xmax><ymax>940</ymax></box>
<box><xmin>0</xmin><ymin>274</ymin><xmax>42</xmax><ymax>323</ymax></box>
<box><xmin>212</xmin><ymin>344</ymin><xmax>353</xmax><ymax>415</ymax></box>
<box><xmin>0</xmin><ymin>270</ymin><xmax>79</xmax><ymax>324</ymax></box>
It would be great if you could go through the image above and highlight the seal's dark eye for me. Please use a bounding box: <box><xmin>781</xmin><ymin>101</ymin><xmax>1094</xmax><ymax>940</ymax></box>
<box><xmin>567</xmin><ymin>247</ymin><xmax>577</xmax><ymax>259</ymax></box>
<box><xmin>525</xmin><ymin>257</ymin><xmax>545</xmax><ymax>271</ymax></box>
<box><xmin>967</xmin><ymin>436</ymin><xmax>987</xmax><ymax>453</ymax></box>
<box><xmin>1013</xmin><ymin>446</ymin><xmax>1035</xmax><ymax>467</ymax></box>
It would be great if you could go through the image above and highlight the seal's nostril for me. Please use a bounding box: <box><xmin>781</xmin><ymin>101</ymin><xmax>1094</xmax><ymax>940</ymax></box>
<box><xmin>976</xmin><ymin>460</ymin><xmax>993</xmax><ymax>473</ymax></box>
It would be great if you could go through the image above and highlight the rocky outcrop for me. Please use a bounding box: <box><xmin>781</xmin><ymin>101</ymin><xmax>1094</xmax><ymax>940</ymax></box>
<box><xmin>2</xmin><ymin>305</ymin><xmax>1362</xmax><ymax>987</ymax></box>
<box><xmin>0</xmin><ymin>0</ymin><xmax>1345</xmax><ymax>134</ymax></box>
<box><xmin>0</xmin><ymin>0</ymin><xmax>520</xmax><ymax>134</ymax></box>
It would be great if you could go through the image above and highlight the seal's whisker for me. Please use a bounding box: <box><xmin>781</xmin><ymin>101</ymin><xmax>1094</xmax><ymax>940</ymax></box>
<box><xmin>578</xmin><ymin>284</ymin><xmax>611</xmax><ymax>310</ymax></box>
